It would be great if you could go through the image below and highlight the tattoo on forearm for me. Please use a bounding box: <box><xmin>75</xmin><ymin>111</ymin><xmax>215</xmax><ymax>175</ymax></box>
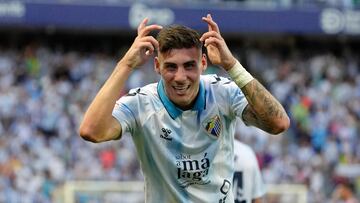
<box><xmin>242</xmin><ymin>105</ymin><xmax>274</xmax><ymax>132</ymax></box>
<box><xmin>241</xmin><ymin>80</ymin><xmax>287</xmax><ymax>129</ymax></box>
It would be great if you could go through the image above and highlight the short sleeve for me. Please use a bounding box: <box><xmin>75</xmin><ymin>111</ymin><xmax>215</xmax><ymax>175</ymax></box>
<box><xmin>112</xmin><ymin>97</ymin><xmax>137</xmax><ymax>135</ymax></box>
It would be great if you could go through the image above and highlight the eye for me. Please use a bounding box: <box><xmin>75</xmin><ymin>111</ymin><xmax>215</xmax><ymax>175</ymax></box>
<box><xmin>165</xmin><ymin>64</ymin><xmax>177</xmax><ymax>71</ymax></box>
<box><xmin>184</xmin><ymin>62</ymin><xmax>196</xmax><ymax>70</ymax></box>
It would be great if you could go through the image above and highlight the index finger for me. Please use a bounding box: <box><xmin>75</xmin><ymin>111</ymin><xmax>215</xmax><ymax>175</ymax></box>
<box><xmin>138</xmin><ymin>24</ymin><xmax>163</xmax><ymax>38</ymax></box>
<box><xmin>137</xmin><ymin>18</ymin><xmax>149</xmax><ymax>35</ymax></box>
<box><xmin>202</xmin><ymin>14</ymin><xmax>220</xmax><ymax>33</ymax></box>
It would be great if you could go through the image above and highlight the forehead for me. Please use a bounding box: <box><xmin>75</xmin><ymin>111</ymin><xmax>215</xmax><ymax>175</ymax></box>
<box><xmin>158</xmin><ymin>47</ymin><xmax>202</xmax><ymax>63</ymax></box>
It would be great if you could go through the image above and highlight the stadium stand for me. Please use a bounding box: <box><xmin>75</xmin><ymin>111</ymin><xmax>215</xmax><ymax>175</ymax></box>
<box><xmin>0</xmin><ymin>1</ymin><xmax>359</xmax><ymax>203</ymax></box>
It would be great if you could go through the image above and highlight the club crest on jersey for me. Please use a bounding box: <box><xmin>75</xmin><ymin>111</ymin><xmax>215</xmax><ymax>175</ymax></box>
<box><xmin>203</xmin><ymin>115</ymin><xmax>222</xmax><ymax>138</ymax></box>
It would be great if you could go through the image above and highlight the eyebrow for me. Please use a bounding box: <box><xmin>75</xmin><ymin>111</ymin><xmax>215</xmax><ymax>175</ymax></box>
<box><xmin>164</xmin><ymin>62</ymin><xmax>177</xmax><ymax>66</ymax></box>
<box><xmin>183</xmin><ymin>60</ymin><xmax>196</xmax><ymax>66</ymax></box>
<box><xmin>164</xmin><ymin>60</ymin><xmax>196</xmax><ymax>66</ymax></box>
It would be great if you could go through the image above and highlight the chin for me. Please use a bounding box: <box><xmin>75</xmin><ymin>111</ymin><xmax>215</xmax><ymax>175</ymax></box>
<box><xmin>175</xmin><ymin>99</ymin><xmax>188</xmax><ymax>106</ymax></box>
<box><xmin>174</xmin><ymin>99</ymin><xmax>191</xmax><ymax>109</ymax></box>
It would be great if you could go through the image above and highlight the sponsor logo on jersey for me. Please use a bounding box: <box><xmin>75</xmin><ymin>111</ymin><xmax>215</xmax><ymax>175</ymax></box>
<box><xmin>203</xmin><ymin>115</ymin><xmax>222</xmax><ymax>138</ymax></box>
<box><xmin>175</xmin><ymin>153</ymin><xmax>211</xmax><ymax>188</ymax></box>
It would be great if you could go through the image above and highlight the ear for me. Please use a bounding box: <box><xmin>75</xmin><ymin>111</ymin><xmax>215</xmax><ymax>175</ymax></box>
<box><xmin>201</xmin><ymin>53</ymin><xmax>207</xmax><ymax>72</ymax></box>
<box><xmin>154</xmin><ymin>57</ymin><xmax>160</xmax><ymax>74</ymax></box>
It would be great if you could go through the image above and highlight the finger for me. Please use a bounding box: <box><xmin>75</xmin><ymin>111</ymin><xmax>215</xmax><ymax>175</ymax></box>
<box><xmin>206</xmin><ymin>14</ymin><xmax>212</xmax><ymax>31</ymax></box>
<box><xmin>200</xmin><ymin>31</ymin><xmax>222</xmax><ymax>42</ymax></box>
<box><xmin>207</xmin><ymin>14</ymin><xmax>213</xmax><ymax>32</ymax></box>
<box><xmin>202</xmin><ymin>14</ymin><xmax>220</xmax><ymax>33</ymax></box>
<box><xmin>201</xmin><ymin>15</ymin><xmax>212</xmax><ymax>32</ymax></box>
<box><xmin>204</xmin><ymin>37</ymin><xmax>222</xmax><ymax>47</ymax></box>
<box><xmin>139</xmin><ymin>41</ymin><xmax>155</xmax><ymax>55</ymax></box>
<box><xmin>137</xmin><ymin>18</ymin><xmax>149</xmax><ymax>35</ymax></box>
<box><xmin>139</xmin><ymin>36</ymin><xmax>159</xmax><ymax>52</ymax></box>
<box><xmin>138</xmin><ymin>24</ymin><xmax>163</xmax><ymax>38</ymax></box>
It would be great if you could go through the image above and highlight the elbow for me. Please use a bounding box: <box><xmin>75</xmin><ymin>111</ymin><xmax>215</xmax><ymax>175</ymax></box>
<box><xmin>270</xmin><ymin>116</ymin><xmax>290</xmax><ymax>135</ymax></box>
<box><xmin>78</xmin><ymin>125</ymin><xmax>102</xmax><ymax>143</ymax></box>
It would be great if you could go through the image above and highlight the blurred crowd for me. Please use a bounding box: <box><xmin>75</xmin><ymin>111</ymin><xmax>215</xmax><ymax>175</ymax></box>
<box><xmin>0</xmin><ymin>36</ymin><xmax>359</xmax><ymax>203</ymax></box>
<box><xmin>233</xmin><ymin>41</ymin><xmax>360</xmax><ymax>202</ymax></box>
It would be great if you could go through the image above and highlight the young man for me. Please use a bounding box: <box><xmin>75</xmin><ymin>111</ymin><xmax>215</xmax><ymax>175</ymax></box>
<box><xmin>79</xmin><ymin>14</ymin><xmax>289</xmax><ymax>202</ymax></box>
<box><xmin>233</xmin><ymin>140</ymin><xmax>266</xmax><ymax>203</ymax></box>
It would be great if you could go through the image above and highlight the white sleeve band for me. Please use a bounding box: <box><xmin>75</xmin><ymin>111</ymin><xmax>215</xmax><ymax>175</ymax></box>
<box><xmin>227</xmin><ymin>60</ymin><xmax>254</xmax><ymax>88</ymax></box>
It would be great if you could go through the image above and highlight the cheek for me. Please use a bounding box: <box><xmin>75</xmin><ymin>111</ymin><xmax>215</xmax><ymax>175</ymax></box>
<box><xmin>161</xmin><ymin>71</ymin><xmax>174</xmax><ymax>81</ymax></box>
<box><xmin>188</xmin><ymin>71</ymin><xmax>201</xmax><ymax>82</ymax></box>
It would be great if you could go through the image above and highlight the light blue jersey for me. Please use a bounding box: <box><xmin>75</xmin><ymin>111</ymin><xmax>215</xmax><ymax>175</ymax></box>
<box><xmin>112</xmin><ymin>74</ymin><xmax>248</xmax><ymax>203</ymax></box>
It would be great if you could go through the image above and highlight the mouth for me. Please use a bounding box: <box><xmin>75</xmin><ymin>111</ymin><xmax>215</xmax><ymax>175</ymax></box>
<box><xmin>172</xmin><ymin>85</ymin><xmax>190</xmax><ymax>95</ymax></box>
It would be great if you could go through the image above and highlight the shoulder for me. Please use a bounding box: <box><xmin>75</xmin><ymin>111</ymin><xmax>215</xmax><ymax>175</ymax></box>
<box><xmin>201</xmin><ymin>74</ymin><xmax>243</xmax><ymax>92</ymax></box>
<box><xmin>114</xmin><ymin>82</ymin><xmax>162</xmax><ymax>124</ymax></box>
<box><xmin>201</xmin><ymin>74</ymin><xmax>239</xmax><ymax>96</ymax></box>
<box><xmin>120</xmin><ymin>83</ymin><xmax>158</xmax><ymax>101</ymax></box>
<box><xmin>129</xmin><ymin>82</ymin><xmax>158</xmax><ymax>95</ymax></box>
<box><xmin>201</xmin><ymin>74</ymin><xmax>233</xmax><ymax>86</ymax></box>
<box><xmin>116</xmin><ymin>82</ymin><xmax>159</xmax><ymax>110</ymax></box>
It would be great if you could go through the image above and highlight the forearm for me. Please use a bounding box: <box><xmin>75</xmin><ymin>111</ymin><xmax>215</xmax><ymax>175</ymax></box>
<box><xmin>227</xmin><ymin>60</ymin><xmax>289</xmax><ymax>134</ymax></box>
<box><xmin>79</xmin><ymin>61</ymin><xmax>132</xmax><ymax>142</ymax></box>
<box><xmin>241</xmin><ymin>79</ymin><xmax>289</xmax><ymax>134</ymax></box>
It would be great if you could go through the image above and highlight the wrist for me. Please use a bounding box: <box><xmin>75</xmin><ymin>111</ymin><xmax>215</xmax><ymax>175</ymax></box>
<box><xmin>117</xmin><ymin>60</ymin><xmax>134</xmax><ymax>72</ymax></box>
<box><xmin>223</xmin><ymin>58</ymin><xmax>237</xmax><ymax>71</ymax></box>
<box><xmin>227</xmin><ymin>60</ymin><xmax>254</xmax><ymax>88</ymax></box>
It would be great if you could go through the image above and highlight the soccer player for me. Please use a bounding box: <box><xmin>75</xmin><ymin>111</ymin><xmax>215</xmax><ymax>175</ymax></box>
<box><xmin>233</xmin><ymin>140</ymin><xmax>266</xmax><ymax>203</ymax></box>
<box><xmin>79</xmin><ymin>14</ymin><xmax>289</xmax><ymax>202</ymax></box>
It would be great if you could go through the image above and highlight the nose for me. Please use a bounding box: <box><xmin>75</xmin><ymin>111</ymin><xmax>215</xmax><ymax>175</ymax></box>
<box><xmin>174</xmin><ymin>67</ymin><xmax>187</xmax><ymax>82</ymax></box>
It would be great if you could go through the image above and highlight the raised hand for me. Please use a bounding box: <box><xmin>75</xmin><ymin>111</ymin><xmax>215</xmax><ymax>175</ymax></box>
<box><xmin>122</xmin><ymin>18</ymin><xmax>162</xmax><ymax>69</ymax></box>
<box><xmin>200</xmin><ymin>14</ymin><xmax>236</xmax><ymax>71</ymax></box>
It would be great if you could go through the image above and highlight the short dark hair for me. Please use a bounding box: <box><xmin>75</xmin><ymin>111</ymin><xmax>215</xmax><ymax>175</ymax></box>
<box><xmin>156</xmin><ymin>25</ymin><xmax>202</xmax><ymax>54</ymax></box>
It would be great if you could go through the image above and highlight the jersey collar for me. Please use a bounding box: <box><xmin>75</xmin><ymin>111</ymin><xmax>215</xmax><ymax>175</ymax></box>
<box><xmin>157</xmin><ymin>79</ymin><xmax>206</xmax><ymax>119</ymax></box>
